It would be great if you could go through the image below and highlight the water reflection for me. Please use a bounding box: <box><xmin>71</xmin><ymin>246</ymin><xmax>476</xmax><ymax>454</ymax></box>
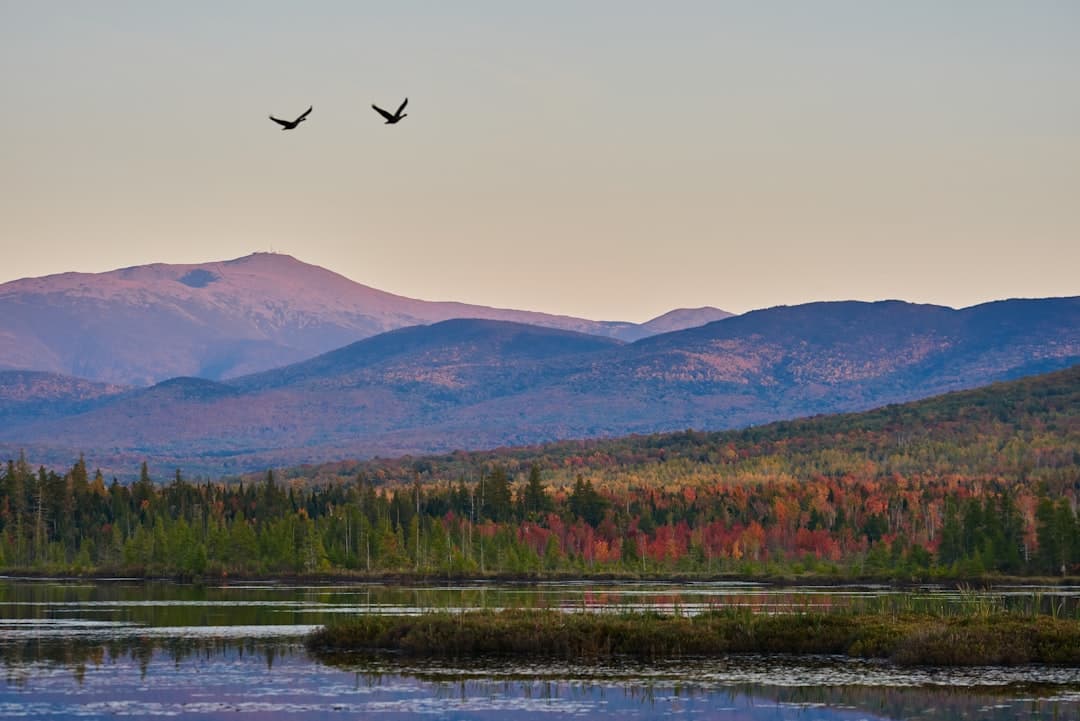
<box><xmin>1</xmin><ymin>640</ymin><xmax>1079</xmax><ymax>720</ymax></box>
<box><xmin>2</xmin><ymin>578</ymin><xmax>1078</xmax><ymax>628</ymax></box>
<box><xmin>2</xmin><ymin>579</ymin><xmax>1080</xmax><ymax>720</ymax></box>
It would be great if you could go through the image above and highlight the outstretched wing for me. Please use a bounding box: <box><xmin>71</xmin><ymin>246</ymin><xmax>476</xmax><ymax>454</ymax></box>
<box><xmin>395</xmin><ymin>97</ymin><xmax>408</xmax><ymax>116</ymax></box>
<box><xmin>372</xmin><ymin>104</ymin><xmax>395</xmax><ymax>122</ymax></box>
<box><xmin>269</xmin><ymin>115</ymin><xmax>291</xmax><ymax>127</ymax></box>
<box><xmin>295</xmin><ymin>106</ymin><xmax>313</xmax><ymax>122</ymax></box>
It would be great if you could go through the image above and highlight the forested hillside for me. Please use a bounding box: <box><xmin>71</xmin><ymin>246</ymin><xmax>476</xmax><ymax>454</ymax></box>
<box><xmin>1</xmin><ymin>366</ymin><xmax>1077</xmax><ymax>578</ymax></box>
<box><xmin>3</xmin><ymin>297</ymin><xmax>1076</xmax><ymax>475</ymax></box>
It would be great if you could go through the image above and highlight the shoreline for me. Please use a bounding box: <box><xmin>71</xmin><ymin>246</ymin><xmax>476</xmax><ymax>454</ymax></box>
<box><xmin>2</xmin><ymin>568</ymin><xmax>1079</xmax><ymax>588</ymax></box>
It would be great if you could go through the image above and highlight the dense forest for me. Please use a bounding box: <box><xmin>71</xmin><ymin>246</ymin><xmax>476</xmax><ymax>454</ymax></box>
<box><xmin>1</xmin><ymin>366</ymin><xmax>1078</xmax><ymax>579</ymax></box>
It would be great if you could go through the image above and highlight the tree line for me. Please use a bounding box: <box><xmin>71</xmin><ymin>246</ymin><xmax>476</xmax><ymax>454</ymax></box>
<box><xmin>0</xmin><ymin>453</ymin><xmax>1076</xmax><ymax>578</ymax></box>
<box><xmin>2</xmin><ymin>366</ymin><xmax>1078</xmax><ymax>578</ymax></box>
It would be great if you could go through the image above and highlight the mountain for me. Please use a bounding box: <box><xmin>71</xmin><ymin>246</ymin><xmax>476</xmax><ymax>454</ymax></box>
<box><xmin>1</xmin><ymin>297</ymin><xmax>1076</xmax><ymax>476</ymax></box>
<box><xmin>590</xmin><ymin>297</ymin><xmax>1080</xmax><ymax>409</ymax></box>
<box><xmin>267</xmin><ymin>363</ymin><xmax>1080</xmax><ymax>488</ymax></box>
<box><xmin>632</xmin><ymin>307</ymin><xmax>733</xmax><ymax>338</ymax></box>
<box><xmin>0</xmin><ymin>370</ymin><xmax>128</xmax><ymax>424</ymax></box>
<box><xmin>1</xmin><ymin>320</ymin><xmax>624</xmax><ymax>472</ymax></box>
<box><xmin>0</xmin><ymin>253</ymin><xmax>724</xmax><ymax>385</ymax></box>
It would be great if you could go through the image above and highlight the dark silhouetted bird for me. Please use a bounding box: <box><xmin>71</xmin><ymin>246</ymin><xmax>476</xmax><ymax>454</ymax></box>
<box><xmin>269</xmin><ymin>106</ymin><xmax>312</xmax><ymax>130</ymax></box>
<box><xmin>372</xmin><ymin>98</ymin><xmax>408</xmax><ymax>124</ymax></box>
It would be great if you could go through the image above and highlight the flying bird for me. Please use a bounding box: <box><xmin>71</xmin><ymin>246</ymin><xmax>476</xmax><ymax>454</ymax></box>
<box><xmin>269</xmin><ymin>106</ymin><xmax>312</xmax><ymax>130</ymax></box>
<box><xmin>372</xmin><ymin>98</ymin><xmax>408</xmax><ymax>124</ymax></box>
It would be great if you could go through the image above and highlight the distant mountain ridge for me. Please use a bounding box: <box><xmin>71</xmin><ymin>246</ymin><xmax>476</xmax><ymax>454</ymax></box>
<box><xmin>0</xmin><ymin>253</ymin><xmax>731</xmax><ymax>385</ymax></box>
<box><xmin>0</xmin><ymin>370</ymin><xmax>128</xmax><ymax>425</ymax></box>
<box><xmin>1</xmin><ymin>297</ymin><xmax>1076</xmax><ymax>476</ymax></box>
<box><xmin>636</xmin><ymin>307</ymin><xmax>733</xmax><ymax>336</ymax></box>
<box><xmin>265</xmin><ymin>363</ymin><xmax>1080</xmax><ymax>488</ymax></box>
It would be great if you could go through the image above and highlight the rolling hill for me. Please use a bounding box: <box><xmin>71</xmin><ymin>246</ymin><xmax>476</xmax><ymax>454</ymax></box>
<box><xmin>291</xmin><ymin>362</ymin><xmax>1080</xmax><ymax>487</ymax></box>
<box><xmin>0</xmin><ymin>370</ymin><xmax>129</xmax><ymax>424</ymax></box>
<box><xmin>1</xmin><ymin>296</ymin><xmax>1076</xmax><ymax>476</ymax></box>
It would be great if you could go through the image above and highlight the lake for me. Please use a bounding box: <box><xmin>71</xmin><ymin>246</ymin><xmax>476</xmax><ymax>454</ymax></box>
<box><xmin>2</xmin><ymin>578</ymin><xmax>1079</xmax><ymax>720</ymax></box>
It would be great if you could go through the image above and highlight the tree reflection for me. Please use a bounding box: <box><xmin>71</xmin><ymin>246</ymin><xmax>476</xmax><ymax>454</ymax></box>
<box><xmin>1</xmin><ymin>636</ymin><xmax>1079</xmax><ymax>720</ymax></box>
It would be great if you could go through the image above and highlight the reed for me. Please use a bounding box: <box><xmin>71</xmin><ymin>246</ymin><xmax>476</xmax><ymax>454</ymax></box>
<box><xmin>306</xmin><ymin>609</ymin><xmax>1080</xmax><ymax>667</ymax></box>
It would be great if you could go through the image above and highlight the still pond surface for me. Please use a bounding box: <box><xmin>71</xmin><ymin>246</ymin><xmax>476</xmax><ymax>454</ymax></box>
<box><xmin>1</xmin><ymin>578</ymin><xmax>1079</xmax><ymax>720</ymax></box>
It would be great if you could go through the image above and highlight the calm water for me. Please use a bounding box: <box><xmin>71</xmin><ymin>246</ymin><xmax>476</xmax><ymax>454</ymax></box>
<box><xmin>1</xmin><ymin>578</ymin><xmax>1079</xmax><ymax>720</ymax></box>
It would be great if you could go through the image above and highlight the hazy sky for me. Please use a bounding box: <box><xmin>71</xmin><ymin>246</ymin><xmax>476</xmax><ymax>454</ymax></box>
<box><xmin>2</xmin><ymin>2</ymin><xmax>1077</xmax><ymax>321</ymax></box>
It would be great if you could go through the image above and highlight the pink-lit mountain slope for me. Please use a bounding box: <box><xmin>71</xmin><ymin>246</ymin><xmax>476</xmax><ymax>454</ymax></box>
<box><xmin>0</xmin><ymin>253</ymin><xmax>730</xmax><ymax>385</ymax></box>
<box><xmin>634</xmin><ymin>307</ymin><xmax>733</xmax><ymax>337</ymax></box>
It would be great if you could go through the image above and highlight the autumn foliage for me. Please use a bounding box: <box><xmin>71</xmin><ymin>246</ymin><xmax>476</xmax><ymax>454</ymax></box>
<box><xmin>1</xmin><ymin>366</ymin><xmax>1078</xmax><ymax>578</ymax></box>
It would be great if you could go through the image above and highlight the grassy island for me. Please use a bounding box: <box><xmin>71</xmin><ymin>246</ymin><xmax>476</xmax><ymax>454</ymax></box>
<box><xmin>307</xmin><ymin>609</ymin><xmax>1080</xmax><ymax>667</ymax></box>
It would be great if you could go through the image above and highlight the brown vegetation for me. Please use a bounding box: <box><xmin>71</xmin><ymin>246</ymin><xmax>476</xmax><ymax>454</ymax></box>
<box><xmin>307</xmin><ymin>609</ymin><xmax>1080</xmax><ymax>666</ymax></box>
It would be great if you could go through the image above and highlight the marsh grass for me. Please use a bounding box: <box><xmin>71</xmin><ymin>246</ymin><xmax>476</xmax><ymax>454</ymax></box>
<box><xmin>306</xmin><ymin>606</ymin><xmax>1080</xmax><ymax>667</ymax></box>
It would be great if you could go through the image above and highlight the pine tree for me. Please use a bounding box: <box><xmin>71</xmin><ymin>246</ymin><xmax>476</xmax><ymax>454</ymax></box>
<box><xmin>484</xmin><ymin>466</ymin><xmax>513</xmax><ymax>523</ymax></box>
<box><xmin>32</xmin><ymin>466</ymin><xmax>48</xmax><ymax>564</ymax></box>
<box><xmin>569</xmin><ymin>476</ymin><xmax>607</xmax><ymax>527</ymax></box>
<box><xmin>937</xmin><ymin>497</ymin><xmax>963</xmax><ymax>567</ymax></box>
<box><xmin>133</xmin><ymin>462</ymin><xmax>154</xmax><ymax>512</ymax></box>
<box><xmin>992</xmin><ymin>492</ymin><xmax>1025</xmax><ymax>573</ymax></box>
<box><xmin>523</xmin><ymin>465</ymin><xmax>551</xmax><ymax>518</ymax></box>
<box><xmin>1035</xmin><ymin>497</ymin><xmax>1063</xmax><ymax>575</ymax></box>
<box><xmin>6</xmin><ymin>456</ymin><xmax>27</xmax><ymax>565</ymax></box>
<box><xmin>297</xmin><ymin>515</ymin><xmax>329</xmax><ymax>572</ymax></box>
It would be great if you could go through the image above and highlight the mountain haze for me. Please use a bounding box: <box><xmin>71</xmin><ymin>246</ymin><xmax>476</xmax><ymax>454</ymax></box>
<box><xmin>0</xmin><ymin>370</ymin><xmax>128</xmax><ymax>424</ymax></box>
<box><xmin>2</xmin><ymin>297</ymin><xmax>1076</xmax><ymax>476</ymax></box>
<box><xmin>0</xmin><ymin>253</ymin><xmax>723</xmax><ymax>385</ymax></box>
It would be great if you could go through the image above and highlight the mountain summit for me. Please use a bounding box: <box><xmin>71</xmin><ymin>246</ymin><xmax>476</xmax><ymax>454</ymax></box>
<box><xmin>0</xmin><ymin>253</ymin><xmax>729</xmax><ymax>385</ymax></box>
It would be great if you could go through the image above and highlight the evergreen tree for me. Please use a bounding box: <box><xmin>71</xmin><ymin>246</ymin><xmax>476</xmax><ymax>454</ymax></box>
<box><xmin>569</xmin><ymin>476</ymin><xmax>607</xmax><ymax>527</ymax></box>
<box><xmin>1053</xmin><ymin>501</ymin><xmax>1077</xmax><ymax>574</ymax></box>
<box><xmin>227</xmin><ymin>511</ymin><xmax>259</xmax><ymax>571</ymax></box>
<box><xmin>1035</xmin><ymin>497</ymin><xmax>1065</xmax><ymax>575</ymax></box>
<box><xmin>522</xmin><ymin>465</ymin><xmax>551</xmax><ymax>518</ymax></box>
<box><xmin>961</xmin><ymin>498</ymin><xmax>984</xmax><ymax>558</ymax></box>
<box><xmin>937</xmin><ymin>497</ymin><xmax>963</xmax><ymax>567</ymax></box>
<box><xmin>992</xmin><ymin>492</ymin><xmax>1025</xmax><ymax>573</ymax></box>
<box><xmin>296</xmin><ymin>515</ymin><xmax>329</xmax><ymax>572</ymax></box>
<box><xmin>484</xmin><ymin>467</ymin><xmax>513</xmax><ymax>523</ymax></box>
<box><xmin>133</xmin><ymin>462</ymin><xmax>154</xmax><ymax>512</ymax></box>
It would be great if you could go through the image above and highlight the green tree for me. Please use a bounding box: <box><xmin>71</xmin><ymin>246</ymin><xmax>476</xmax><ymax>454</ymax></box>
<box><xmin>569</xmin><ymin>476</ymin><xmax>607</xmax><ymax>527</ymax></box>
<box><xmin>522</xmin><ymin>465</ymin><xmax>552</xmax><ymax>518</ymax></box>
<box><xmin>258</xmin><ymin>516</ymin><xmax>297</xmax><ymax>572</ymax></box>
<box><xmin>296</xmin><ymin>515</ymin><xmax>329</xmax><ymax>572</ymax></box>
<box><xmin>484</xmin><ymin>467</ymin><xmax>513</xmax><ymax>522</ymax></box>
<box><xmin>937</xmin><ymin>497</ymin><xmax>963</xmax><ymax>567</ymax></box>
<box><xmin>1034</xmin><ymin>497</ymin><xmax>1073</xmax><ymax>576</ymax></box>
<box><xmin>123</xmin><ymin>525</ymin><xmax>153</xmax><ymax>568</ymax></box>
<box><xmin>227</xmin><ymin>512</ymin><xmax>259</xmax><ymax>571</ymax></box>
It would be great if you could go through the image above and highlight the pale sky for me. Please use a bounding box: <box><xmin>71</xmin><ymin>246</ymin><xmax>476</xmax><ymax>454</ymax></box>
<box><xmin>1</xmin><ymin>1</ymin><xmax>1078</xmax><ymax>321</ymax></box>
